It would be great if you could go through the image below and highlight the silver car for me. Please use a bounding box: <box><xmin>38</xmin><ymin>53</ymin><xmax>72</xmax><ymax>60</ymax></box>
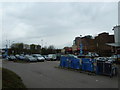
<box><xmin>24</xmin><ymin>55</ymin><xmax>37</xmax><ymax>62</ymax></box>
<box><xmin>32</xmin><ymin>54</ymin><xmax>45</xmax><ymax>62</ymax></box>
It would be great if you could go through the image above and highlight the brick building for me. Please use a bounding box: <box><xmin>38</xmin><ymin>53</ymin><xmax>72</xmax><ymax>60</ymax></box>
<box><xmin>107</xmin><ymin>25</ymin><xmax>120</xmax><ymax>54</ymax></box>
<box><xmin>95</xmin><ymin>32</ymin><xmax>114</xmax><ymax>56</ymax></box>
<box><xmin>74</xmin><ymin>37</ymin><xmax>81</xmax><ymax>48</ymax></box>
<box><xmin>81</xmin><ymin>36</ymin><xmax>95</xmax><ymax>53</ymax></box>
<box><xmin>74</xmin><ymin>35</ymin><xmax>96</xmax><ymax>54</ymax></box>
<box><xmin>74</xmin><ymin>32</ymin><xmax>114</xmax><ymax>56</ymax></box>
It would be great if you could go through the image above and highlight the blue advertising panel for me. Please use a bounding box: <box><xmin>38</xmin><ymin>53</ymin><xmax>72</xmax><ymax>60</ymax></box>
<box><xmin>80</xmin><ymin>44</ymin><xmax>83</xmax><ymax>55</ymax></box>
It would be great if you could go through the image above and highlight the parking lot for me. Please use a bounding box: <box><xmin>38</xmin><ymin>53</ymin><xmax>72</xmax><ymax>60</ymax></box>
<box><xmin>0</xmin><ymin>59</ymin><xmax>2</xmax><ymax>89</ymax></box>
<box><xmin>0</xmin><ymin>59</ymin><xmax>2</xmax><ymax>67</ymax></box>
<box><xmin>2</xmin><ymin>60</ymin><xmax>118</xmax><ymax>88</ymax></box>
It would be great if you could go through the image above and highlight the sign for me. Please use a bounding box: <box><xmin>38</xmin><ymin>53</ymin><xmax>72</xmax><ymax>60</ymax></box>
<box><xmin>80</xmin><ymin>44</ymin><xmax>83</xmax><ymax>55</ymax></box>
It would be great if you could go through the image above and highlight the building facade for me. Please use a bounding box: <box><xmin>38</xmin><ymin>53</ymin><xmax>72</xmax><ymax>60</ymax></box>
<box><xmin>74</xmin><ymin>32</ymin><xmax>114</xmax><ymax>56</ymax></box>
<box><xmin>95</xmin><ymin>32</ymin><xmax>114</xmax><ymax>56</ymax></box>
<box><xmin>107</xmin><ymin>25</ymin><xmax>120</xmax><ymax>54</ymax></box>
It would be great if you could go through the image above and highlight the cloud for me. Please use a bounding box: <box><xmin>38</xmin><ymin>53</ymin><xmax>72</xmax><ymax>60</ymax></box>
<box><xmin>2</xmin><ymin>2</ymin><xmax>118</xmax><ymax>48</ymax></box>
<box><xmin>0</xmin><ymin>3</ymin><xmax>3</xmax><ymax>48</ymax></box>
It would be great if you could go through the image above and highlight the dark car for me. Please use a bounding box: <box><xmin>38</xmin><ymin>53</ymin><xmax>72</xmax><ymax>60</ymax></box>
<box><xmin>18</xmin><ymin>55</ymin><xmax>26</xmax><ymax>60</ymax></box>
<box><xmin>2</xmin><ymin>54</ymin><xmax>7</xmax><ymax>59</ymax></box>
<box><xmin>15</xmin><ymin>54</ymin><xmax>20</xmax><ymax>59</ymax></box>
<box><xmin>56</xmin><ymin>54</ymin><xmax>61</xmax><ymax>61</ymax></box>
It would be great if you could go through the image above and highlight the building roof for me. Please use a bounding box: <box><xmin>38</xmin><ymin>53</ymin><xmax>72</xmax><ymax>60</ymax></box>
<box><xmin>106</xmin><ymin>42</ymin><xmax>120</xmax><ymax>47</ymax></box>
<box><xmin>112</xmin><ymin>25</ymin><xmax>120</xmax><ymax>30</ymax></box>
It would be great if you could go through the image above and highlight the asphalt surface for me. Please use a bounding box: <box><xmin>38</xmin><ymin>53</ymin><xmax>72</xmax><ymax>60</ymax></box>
<box><xmin>0</xmin><ymin>59</ymin><xmax>2</xmax><ymax>89</ymax></box>
<box><xmin>2</xmin><ymin>60</ymin><xmax>118</xmax><ymax>88</ymax></box>
<box><xmin>0</xmin><ymin>59</ymin><xmax>1</xmax><ymax>67</ymax></box>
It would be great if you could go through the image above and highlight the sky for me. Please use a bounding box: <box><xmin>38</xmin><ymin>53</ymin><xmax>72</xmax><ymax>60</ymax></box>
<box><xmin>0</xmin><ymin>1</ymin><xmax>118</xmax><ymax>49</ymax></box>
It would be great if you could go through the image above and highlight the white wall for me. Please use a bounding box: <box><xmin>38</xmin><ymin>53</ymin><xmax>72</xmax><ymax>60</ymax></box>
<box><xmin>114</xmin><ymin>26</ymin><xmax>120</xmax><ymax>43</ymax></box>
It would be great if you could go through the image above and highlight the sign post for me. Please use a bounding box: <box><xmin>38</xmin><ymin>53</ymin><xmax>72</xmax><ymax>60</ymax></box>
<box><xmin>5</xmin><ymin>45</ymin><xmax>8</xmax><ymax>57</ymax></box>
<box><xmin>80</xmin><ymin>43</ymin><xmax>83</xmax><ymax>55</ymax></box>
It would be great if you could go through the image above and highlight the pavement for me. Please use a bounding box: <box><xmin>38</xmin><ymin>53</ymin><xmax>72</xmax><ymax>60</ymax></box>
<box><xmin>2</xmin><ymin>60</ymin><xmax>118</xmax><ymax>88</ymax></box>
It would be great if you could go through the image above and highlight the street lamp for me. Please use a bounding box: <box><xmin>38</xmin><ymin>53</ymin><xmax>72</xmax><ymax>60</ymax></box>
<box><xmin>41</xmin><ymin>39</ymin><xmax>43</xmax><ymax>48</ymax></box>
<box><xmin>5</xmin><ymin>40</ymin><xmax>8</xmax><ymax>57</ymax></box>
<box><xmin>80</xmin><ymin>35</ymin><xmax>83</xmax><ymax>55</ymax></box>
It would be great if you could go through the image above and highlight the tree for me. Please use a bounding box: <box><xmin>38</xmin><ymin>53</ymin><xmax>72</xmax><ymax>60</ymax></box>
<box><xmin>18</xmin><ymin>43</ymin><xmax>24</xmax><ymax>50</ymax></box>
<box><xmin>84</xmin><ymin>35</ymin><xmax>93</xmax><ymax>39</ymax></box>
<box><xmin>47</xmin><ymin>45</ymin><xmax>56</xmax><ymax>54</ymax></box>
<box><xmin>41</xmin><ymin>48</ymin><xmax>48</xmax><ymax>55</ymax></box>
<box><xmin>30</xmin><ymin>44</ymin><xmax>36</xmax><ymax>50</ymax></box>
<box><xmin>37</xmin><ymin>45</ymin><xmax>41</xmax><ymax>50</ymax></box>
<box><xmin>36</xmin><ymin>45</ymin><xmax>41</xmax><ymax>54</ymax></box>
<box><xmin>10</xmin><ymin>43</ymin><xmax>24</xmax><ymax>54</ymax></box>
<box><xmin>48</xmin><ymin>45</ymin><xmax>55</xmax><ymax>50</ymax></box>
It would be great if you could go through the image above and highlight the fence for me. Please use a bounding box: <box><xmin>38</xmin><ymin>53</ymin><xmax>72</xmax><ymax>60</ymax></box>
<box><xmin>60</xmin><ymin>56</ymin><xmax>117</xmax><ymax>77</ymax></box>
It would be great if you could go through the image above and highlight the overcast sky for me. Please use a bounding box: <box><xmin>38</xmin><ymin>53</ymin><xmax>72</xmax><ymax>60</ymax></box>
<box><xmin>1</xmin><ymin>2</ymin><xmax>118</xmax><ymax>49</ymax></box>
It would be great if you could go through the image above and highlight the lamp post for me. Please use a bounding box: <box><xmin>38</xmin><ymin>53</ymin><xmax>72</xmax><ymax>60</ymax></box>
<box><xmin>41</xmin><ymin>39</ymin><xmax>43</xmax><ymax>48</ymax></box>
<box><xmin>5</xmin><ymin>40</ymin><xmax>8</xmax><ymax>57</ymax></box>
<box><xmin>5</xmin><ymin>44</ymin><xmax>8</xmax><ymax>57</ymax></box>
<box><xmin>80</xmin><ymin>35</ymin><xmax>83</xmax><ymax>55</ymax></box>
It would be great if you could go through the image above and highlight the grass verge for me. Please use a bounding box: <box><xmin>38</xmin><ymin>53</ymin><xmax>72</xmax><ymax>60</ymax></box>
<box><xmin>2</xmin><ymin>68</ymin><xmax>26</xmax><ymax>89</ymax></box>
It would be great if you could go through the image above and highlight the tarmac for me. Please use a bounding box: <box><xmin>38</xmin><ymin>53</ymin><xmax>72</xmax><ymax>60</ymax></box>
<box><xmin>0</xmin><ymin>59</ymin><xmax>2</xmax><ymax>89</ymax></box>
<box><xmin>2</xmin><ymin>60</ymin><xmax>118</xmax><ymax>88</ymax></box>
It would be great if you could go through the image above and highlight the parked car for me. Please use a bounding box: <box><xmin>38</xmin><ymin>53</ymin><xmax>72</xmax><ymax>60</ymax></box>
<box><xmin>19</xmin><ymin>55</ymin><xmax>26</xmax><ymax>60</ymax></box>
<box><xmin>107</xmin><ymin>57</ymin><xmax>116</xmax><ymax>62</ymax></box>
<box><xmin>56</xmin><ymin>54</ymin><xmax>61</xmax><ymax>60</ymax></box>
<box><xmin>2</xmin><ymin>54</ymin><xmax>7</xmax><ymax>59</ymax></box>
<box><xmin>48</xmin><ymin>54</ymin><xmax>57</xmax><ymax>61</ymax></box>
<box><xmin>77</xmin><ymin>54</ymin><xmax>86</xmax><ymax>58</ymax></box>
<box><xmin>110</xmin><ymin>54</ymin><xmax>120</xmax><ymax>59</ymax></box>
<box><xmin>24</xmin><ymin>55</ymin><xmax>37</xmax><ymax>62</ymax></box>
<box><xmin>15</xmin><ymin>54</ymin><xmax>26</xmax><ymax>60</ymax></box>
<box><xmin>110</xmin><ymin>54</ymin><xmax>120</xmax><ymax>63</ymax></box>
<box><xmin>86</xmin><ymin>52</ymin><xmax>99</xmax><ymax>57</ymax></box>
<box><xmin>68</xmin><ymin>54</ymin><xmax>77</xmax><ymax>58</ymax></box>
<box><xmin>32</xmin><ymin>54</ymin><xmax>45</xmax><ymax>62</ymax></box>
<box><xmin>0</xmin><ymin>54</ymin><xmax>2</xmax><ymax>59</ymax></box>
<box><xmin>15</xmin><ymin>54</ymin><xmax>20</xmax><ymax>59</ymax></box>
<box><xmin>42</xmin><ymin>55</ymin><xmax>50</xmax><ymax>61</ymax></box>
<box><xmin>8</xmin><ymin>55</ymin><xmax>16</xmax><ymax>61</ymax></box>
<box><xmin>96</xmin><ymin>57</ymin><xmax>108</xmax><ymax>61</ymax></box>
<box><xmin>5</xmin><ymin>55</ymin><xmax>10</xmax><ymax>60</ymax></box>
